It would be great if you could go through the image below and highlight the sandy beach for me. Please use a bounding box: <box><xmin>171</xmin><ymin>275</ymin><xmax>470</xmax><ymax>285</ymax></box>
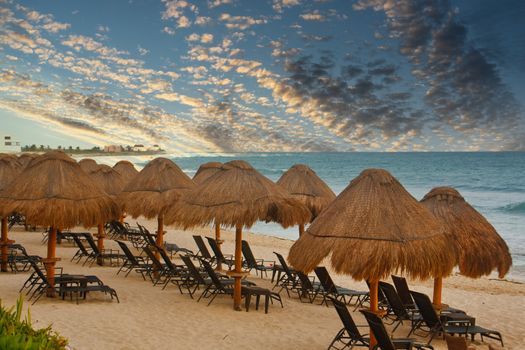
<box><xmin>0</xmin><ymin>219</ymin><xmax>523</xmax><ymax>350</ymax></box>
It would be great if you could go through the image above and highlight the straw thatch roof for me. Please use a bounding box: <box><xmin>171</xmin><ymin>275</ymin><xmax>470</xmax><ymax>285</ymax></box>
<box><xmin>88</xmin><ymin>164</ymin><xmax>126</xmax><ymax>197</ymax></box>
<box><xmin>17</xmin><ymin>153</ymin><xmax>38</xmax><ymax>168</ymax></box>
<box><xmin>288</xmin><ymin>168</ymin><xmax>456</xmax><ymax>281</ymax></box>
<box><xmin>0</xmin><ymin>155</ymin><xmax>22</xmax><ymax>191</ymax></box>
<box><xmin>0</xmin><ymin>151</ymin><xmax>120</xmax><ymax>228</ymax></box>
<box><xmin>113</xmin><ymin>160</ymin><xmax>138</xmax><ymax>184</ymax></box>
<box><xmin>79</xmin><ymin>158</ymin><xmax>98</xmax><ymax>173</ymax></box>
<box><xmin>118</xmin><ymin>157</ymin><xmax>195</xmax><ymax>219</ymax></box>
<box><xmin>421</xmin><ymin>187</ymin><xmax>512</xmax><ymax>278</ymax></box>
<box><xmin>164</xmin><ymin>160</ymin><xmax>312</xmax><ymax>229</ymax></box>
<box><xmin>277</xmin><ymin>164</ymin><xmax>336</xmax><ymax>219</ymax></box>
<box><xmin>193</xmin><ymin>162</ymin><xmax>223</xmax><ymax>184</ymax></box>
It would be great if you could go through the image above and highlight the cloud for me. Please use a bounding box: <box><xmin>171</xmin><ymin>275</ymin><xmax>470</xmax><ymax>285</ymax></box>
<box><xmin>201</xmin><ymin>33</ymin><xmax>214</xmax><ymax>43</ymax></box>
<box><xmin>195</xmin><ymin>16</ymin><xmax>211</xmax><ymax>26</ymax></box>
<box><xmin>155</xmin><ymin>92</ymin><xmax>204</xmax><ymax>108</ymax></box>
<box><xmin>137</xmin><ymin>45</ymin><xmax>149</xmax><ymax>55</ymax></box>
<box><xmin>273</xmin><ymin>0</ymin><xmax>301</xmax><ymax>13</ymax></box>
<box><xmin>354</xmin><ymin>0</ymin><xmax>523</xmax><ymax>149</ymax></box>
<box><xmin>208</xmin><ymin>0</ymin><xmax>232</xmax><ymax>8</ymax></box>
<box><xmin>219</xmin><ymin>13</ymin><xmax>268</xmax><ymax>30</ymax></box>
<box><xmin>300</xmin><ymin>11</ymin><xmax>326</xmax><ymax>21</ymax></box>
<box><xmin>41</xmin><ymin>21</ymin><xmax>70</xmax><ymax>33</ymax></box>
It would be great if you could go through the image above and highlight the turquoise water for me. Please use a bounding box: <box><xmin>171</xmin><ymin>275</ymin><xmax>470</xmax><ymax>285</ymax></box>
<box><xmin>141</xmin><ymin>152</ymin><xmax>524</xmax><ymax>280</ymax></box>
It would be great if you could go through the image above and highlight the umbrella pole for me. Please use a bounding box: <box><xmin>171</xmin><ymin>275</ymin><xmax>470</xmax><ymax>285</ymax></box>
<box><xmin>46</xmin><ymin>226</ymin><xmax>57</xmax><ymax>297</ymax></box>
<box><xmin>369</xmin><ymin>278</ymin><xmax>379</xmax><ymax>349</ymax></box>
<box><xmin>1</xmin><ymin>218</ymin><xmax>8</xmax><ymax>272</ymax></box>
<box><xmin>215</xmin><ymin>223</ymin><xmax>222</xmax><ymax>271</ymax></box>
<box><xmin>432</xmin><ymin>277</ymin><xmax>442</xmax><ymax>308</ymax></box>
<box><xmin>156</xmin><ymin>215</ymin><xmax>164</xmax><ymax>261</ymax></box>
<box><xmin>97</xmin><ymin>223</ymin><xmax>105</xmax><ymax>266</ymax></box>
<box><xmin>233</xmin><ymin>223</ymin><xmax>243</xmax><ymax>311</ymax></box>
<box><xmin>298</xmin><ymin>223</ymin><xmax>304</xmax><ymax>237</ymax></box>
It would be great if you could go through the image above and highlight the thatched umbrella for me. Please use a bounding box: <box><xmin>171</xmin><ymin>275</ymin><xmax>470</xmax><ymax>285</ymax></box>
<box><xmin>192</xmin><ymin>162</ymin><xmax>225</xmax><ymax>267</ymax></box>
<box><xmin>421</xmin><ymin>187</ymin><xmax>512</xmax><ymax>306</ymax></box>
<box><xmin>288</xmin><ymin>169</ymin><xmax>455</xmax><ymax>348</ymax></box>
<box><xmin>0</xmin><ymin>151</ymin><xmax>119</xmax><ymax>295</ymax></box>
<box><xmin>88</xmin><ymin>165</ymin><xmax>126</xmax><ymax>261</ymax></box>
<box><xmin>113</xmin><ymin>160</ymin><xmax>139</xmax><ymax>185</ymax></box>
<box><xmin>277</xmin><ymin>164</ymin><xmax>336</xmax><ymax>236</ymax></box>
<box><xmin>113</xmin><ymin>160</ymin><xmax>139</xmax><ymax>223</ymax></box>
<box><xmin>17</xmin><ymin>153</ymin><xmax>38</xmax><ymax>168</ymax></box>
<box><xmin>193</xmin><ymin>162</ymin><xmax>223</xmax><ymax>184</ymax></box>
<box><xmin>0</xmin><ymin>155</ymin><xmax>23</xmax><ymax>271</ymax></box>
<box><xmin>79</xmin><ymin>158</ymin><xmax>98</xmax><ymax>173</ymax></box>
<box><xmin>118</xmin><ymin>157</ymin><xmax>195</xmax><ymax>259</ymax></box>
<box><xmin>165</xmin><ymin>160</ymin><xmax>311</xmax><ymax>310</ymax></box>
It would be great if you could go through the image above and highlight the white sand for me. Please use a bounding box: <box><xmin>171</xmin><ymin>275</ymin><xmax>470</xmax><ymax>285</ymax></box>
<box><xmin>1</xmin><ymin>220</ymin><xmax>523</xmax><ymax>350</ymax></box>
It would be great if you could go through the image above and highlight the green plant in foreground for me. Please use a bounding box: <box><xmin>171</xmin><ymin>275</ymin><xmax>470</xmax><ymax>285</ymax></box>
<box><xmin>0</xmin><ymin>296</ymin><xmax>68</xmax><ymax>350</ymax></box>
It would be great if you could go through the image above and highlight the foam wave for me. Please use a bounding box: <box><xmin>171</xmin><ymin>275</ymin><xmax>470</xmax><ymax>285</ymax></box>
<box><xmin>499</xmin><ymin>202</ymin><xmax>525</xmax><ymax>214</ymax></box>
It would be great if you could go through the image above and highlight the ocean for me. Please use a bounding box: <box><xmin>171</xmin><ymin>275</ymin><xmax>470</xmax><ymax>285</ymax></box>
<box><xmin>102</xmin><ymin>152</ymin><xmax>525</xmax><ymax>281</ymax></box>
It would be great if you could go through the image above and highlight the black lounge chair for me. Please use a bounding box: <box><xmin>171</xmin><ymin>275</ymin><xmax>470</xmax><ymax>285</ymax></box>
<box><xmin>392</xmin><ymin>275</ymin><xmax>418</xmax><ymax>311</ymax></box>
<box><xmin>142</xmin><ymin>245</ymin><xmax>169</xmax><ymax>284</ymax></box>
<box><xmin>164</xmin><ymin>241</ymin><xmax>193</xmax><ymax>258</ymax></box>
<box><xmin>314</xmin><ymin>267</ymin><xmax>369</xmax><ymax>308</ymax></box>
<box><xmin>295</xmin><ymin>271</ymin><xmax>324</xmax><ymax>303</ymax></box>
<box><xmin>71</xmin><ymin>234</ymin><xmax>95</xmax><ymax>265</ymax></box>
<box><xmin>391</xmin><ymin>275</ymin><xmax>464</xmax><ymax>314</ymax></box>
<box><xmin>137</xmin><ymin>224</ymin><xmax>157</xmax><ymax>247</ymax></box>
<box><xmin>116</xmin><ymin>241</ymin><xmax>152</xmax><ymax>280</ymax></box>
<box><xmin>192</xmin><ymin>235</ymin><xmax>215</xmax><ymax>265</ymax></box>
<box><xmin>180</xmin><ymin>255</ymin><xmax>211</xmax><ymax>298</ymax></box>
<box><xmin>273</xmin><ymin>252</ymin><xmax>300</xmax><ymax>296</ymax></box>
<box><xmin>7</xmin><ymin>243</ymin><xmax>41</xmax><ymax>272</ymax></box>
<box><xmin>199</xmin><ymin>261</ymin><xmax>255</xmax><ymax>306</ymax></box>
<box><xmin>22</xmin><ymin>259</ymin><xmax>117</xmax><ymax>304</ymax></box>
<box><xmin>328</xmin><ymin>297</ymin><xmax>370</xmax><ymax>350</ymax></box>
<box><xmin>410</xmin><ymin>291</ymin><xmax>503</xmax><ymax>347</ymax></box>
<box><xmin>154</xmin><ymin>245</ymin><xmax>187</xmax><ymax>292</ymax></box>
<box><xmin>241</xmin><ymin>240</ymin><xmax>276</xmax><ymax>279</ymax></box>
<box><xmin>82</xmin><ymin>233</ymin><xmax>124</xmax><ymax>266</ymax></box>
<box><xmin>206</xmin><ymin>237</ymin><xmax>235</xmax><ymax>270</ymax></box>
<box><xmin>379</xmin><ymin>281</ymin><xmax>422</xmax><ymax>334</ymax></box>
<box><xmin>360</xmin><ymin>309</ymin><xmax>434</xmax><ymax>350</ymax></box>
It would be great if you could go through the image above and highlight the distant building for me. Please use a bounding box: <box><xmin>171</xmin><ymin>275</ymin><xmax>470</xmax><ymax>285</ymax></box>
<box><xmin>104</xmin><ymin>145</ymin><xmax>123</xmax><ymax>153</ymax></box>
<box><xmin>132</xmin><ymin>144</ymin><xmax>145</xmax><ymax>152</ymax></box>
<box><xmin>0</xmin><ymin>135</ymin><xmax>21</xmax><ymax>153</ymax></box>
<box><xmin>148</xmin><ymin>144</ymin><xmax>161</xmax><ymax>151</ymax></box>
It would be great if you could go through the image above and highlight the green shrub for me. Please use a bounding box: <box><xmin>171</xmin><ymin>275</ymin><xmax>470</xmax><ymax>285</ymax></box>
<box><xmin>0</xmin><ymin>296</ymin><xmax>68</xmax><ymax>350</ymax></box>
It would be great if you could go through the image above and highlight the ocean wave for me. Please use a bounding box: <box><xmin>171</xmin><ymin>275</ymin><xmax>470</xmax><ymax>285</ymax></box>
<box><xmin>457</xmin><ymin>184</ymin><xmax>525</xmax><ymax>193</ymax></box>
<box><xmin>499</xmin><ymin>202</ymin><xmax>525</xmax><ymax>214</ymax></box>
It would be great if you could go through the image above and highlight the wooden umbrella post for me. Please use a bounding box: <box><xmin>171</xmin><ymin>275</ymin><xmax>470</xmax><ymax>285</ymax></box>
<box><xmin>369</xmin><ymin>278</ymin><xmax>379</xmax><ymax>349</ymax></box>
<box><xmin>233</xmin><ymin>223</ymin><xmax>243</xmax><ymax>311</ymax></box>
<box><xmin>46</xmin><ymin>226</ymin><xmax>57</xmax><ymax>297</ymax></box>
<box><xmin>298</xmin><ymin>223</ymin><xmax>305</xmax><ymax>237</ymax></box>
<box><xmin>1</xmin><ymin>218</ymin><xmax>8</xmax><ymax>272</ymax></box>
<box><xmin>156</xmin><ymin>215</ymin><xmax>164</xmax><ymax>260</ymax></box>
<box><xmin>433</xmin><ymin>277</ymin><xmax>442</xmax><ymax>308</ymax></box>
<box><xmin>97</xmin><ymin>223</ymin><xmax>105</xmax><ymax>265</ymax></box>
<box><xmin>215</xmin><ymin>223</ymin><xmax>222</xmax><ymax>271</ymax></box>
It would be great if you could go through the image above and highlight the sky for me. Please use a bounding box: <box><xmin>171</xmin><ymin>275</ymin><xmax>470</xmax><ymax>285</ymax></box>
<box><xmin>0</xmin><ymin>0</ymin><xmax>524</xmax><ymax>153</ymax></box>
